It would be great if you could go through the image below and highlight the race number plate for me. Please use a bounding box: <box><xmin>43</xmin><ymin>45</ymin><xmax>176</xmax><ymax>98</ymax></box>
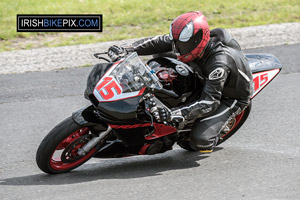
<box><xmin>251</xmin><ymin>68</ymin><xmax>280</xmax><ymax>98</ymax></box>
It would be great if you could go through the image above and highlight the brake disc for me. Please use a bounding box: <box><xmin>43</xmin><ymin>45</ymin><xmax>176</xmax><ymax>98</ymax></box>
<box><xmin>61</xmin><ymin>135</ymin><xmax>91</xmax><ymax>163</ymax></box>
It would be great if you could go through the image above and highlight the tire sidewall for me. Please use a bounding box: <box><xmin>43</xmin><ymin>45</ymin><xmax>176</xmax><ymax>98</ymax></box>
<box><xmin>36</xmin><ymin>117</ymin><xmax>91</xmax><ymax>174</ymax></box>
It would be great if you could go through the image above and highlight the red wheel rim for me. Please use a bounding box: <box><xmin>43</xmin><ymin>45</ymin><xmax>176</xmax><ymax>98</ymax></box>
<box><xmin>220</xmin><ymin>111</ymin><xmax>245</xmax><ymax>139</ymax></box>
<box><xmin>49</xmin><ymin>127</ymin><xmax>96</xmax><ymax>171</ymax></box>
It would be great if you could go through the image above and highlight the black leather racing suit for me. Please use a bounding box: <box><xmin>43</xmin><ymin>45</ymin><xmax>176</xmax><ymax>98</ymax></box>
<box><xmin>125</xmin><ymin>28</ymin><xmax>253</xmax><ymax>150</ymax></box>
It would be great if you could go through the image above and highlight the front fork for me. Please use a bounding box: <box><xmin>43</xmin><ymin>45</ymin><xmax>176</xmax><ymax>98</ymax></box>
<box><xmin>72</xmin><ymin>105</ymin><xmax>111</xmax><ymax>156</ymax></box>
<box><xmin>77</xmin><ymin>127</ymin><xmax>112</xmax><ymax>156</ymax></box>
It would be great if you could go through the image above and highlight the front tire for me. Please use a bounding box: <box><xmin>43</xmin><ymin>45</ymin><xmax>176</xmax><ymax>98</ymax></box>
<box><xmin>36</xmin><ymin>117</ymin><xmax>97</xmax><ymax>174</ymax></box>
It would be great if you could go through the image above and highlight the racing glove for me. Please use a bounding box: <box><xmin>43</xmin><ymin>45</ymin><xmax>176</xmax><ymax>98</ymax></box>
<box><xmin>107</xmin><ymin>45</ymin><xmax>128</xmax><ymax>62</ymax></box>
<box><xmin>150</xmin><ymin>106</ymin><xmax>185</xmax><ymax>124</ymax></box>
<box><xmin>151</xmin><ymin>107</ymin><xmax>171</xmax><ymax>123</ymax></box>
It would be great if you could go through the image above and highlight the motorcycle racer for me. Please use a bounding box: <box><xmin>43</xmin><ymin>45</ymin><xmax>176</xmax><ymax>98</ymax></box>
<box><xmin>108</xmin><ymin>11</ymin><xmax>253</xmax><ymax>153</ymax></box>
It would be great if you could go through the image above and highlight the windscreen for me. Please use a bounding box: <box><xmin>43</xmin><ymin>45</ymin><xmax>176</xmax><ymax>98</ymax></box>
<box><xmin>93</xmin><ymin>52</ymin><xmax>162</xmax><ymax>102</ymax></box>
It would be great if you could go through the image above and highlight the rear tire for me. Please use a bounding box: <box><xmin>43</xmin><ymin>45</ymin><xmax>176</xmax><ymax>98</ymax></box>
<box><xmin>217</xmin><ymin>102</ymin><xmax>252</xmax><ymax>145</ymax></box>
<box><xmin>36</xmin><ymin>117</ymin><xmax>97</xmax><ymax>174</ymax></box>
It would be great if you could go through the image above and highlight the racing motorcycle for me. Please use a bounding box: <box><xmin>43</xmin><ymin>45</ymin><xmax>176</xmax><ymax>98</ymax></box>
<box><xmin>36</xmin><ymin>52</ymin><xmax>282</xmax><ymax>174</ymax></box>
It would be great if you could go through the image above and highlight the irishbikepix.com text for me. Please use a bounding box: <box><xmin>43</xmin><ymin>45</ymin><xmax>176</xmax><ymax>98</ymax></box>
<box><xmin>17</xmin><ymin>15</ymin><xmax>102</xmax><ymax>32</ymax></box>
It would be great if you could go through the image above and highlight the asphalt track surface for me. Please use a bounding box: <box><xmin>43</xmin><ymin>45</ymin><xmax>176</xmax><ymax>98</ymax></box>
<box><xmin>0</xmin><ymin>44</ymin><xmax>300</xmax><ymax>200</ymax></box>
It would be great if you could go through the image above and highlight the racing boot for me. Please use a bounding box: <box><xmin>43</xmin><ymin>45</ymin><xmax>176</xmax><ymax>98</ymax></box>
<box><xmin>193</xmin><ymin>136</ymin><xmax>219</xmax><ymax>154</ymax></box>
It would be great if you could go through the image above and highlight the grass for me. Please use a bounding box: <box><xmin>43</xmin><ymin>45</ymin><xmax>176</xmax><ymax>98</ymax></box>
<box><xmin>0</xmin><ymin>0</ymin><xmax>299</xmax><ymax>52</ymax></box>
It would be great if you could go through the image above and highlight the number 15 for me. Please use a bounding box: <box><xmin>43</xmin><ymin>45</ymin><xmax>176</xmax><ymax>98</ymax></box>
<box><xmin>253</xmin><ymin>73</ymin><xmax>268</xmax><ymax>91</ymax></box>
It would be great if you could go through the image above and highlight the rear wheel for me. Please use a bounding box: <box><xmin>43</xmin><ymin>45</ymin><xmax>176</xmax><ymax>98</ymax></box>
<box><xmin>217</xmin><ymin>102</ymin><xmax>251</xmax><ymax>145</ymax></box>
<box><xmin>36</xmin><ymin>117</ymin><xmax>97</xmax><ymax>174</ymax></box>
<box><xmin>178</xmin><ymin>102</ymin><xmax>252</xmax><ymax>151</ymax></box>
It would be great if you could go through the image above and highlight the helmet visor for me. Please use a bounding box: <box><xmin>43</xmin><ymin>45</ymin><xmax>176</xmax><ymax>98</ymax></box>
<box><xmin>173</xmin><ymin>29</ymin><xmax>203</xmax><ymax>55</ymax></box>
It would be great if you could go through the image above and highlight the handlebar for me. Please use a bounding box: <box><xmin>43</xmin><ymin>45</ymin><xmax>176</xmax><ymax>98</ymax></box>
<box><xmin>94</xmin><ymin>52</ymin><xmax>111</xmax><ymax>62</ymax></box>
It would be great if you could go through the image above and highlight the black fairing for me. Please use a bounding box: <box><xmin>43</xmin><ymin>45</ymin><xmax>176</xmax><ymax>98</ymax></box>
<box><xmin>85</xmin><ymin>62</ymin><xmax>112</xmax><ymax>98</ymax></box>
<box><xmin>85</xmin><ymin>58</ymin><xmax>202</xmax><ymax>124</ymax></box>
<box><xmin>148</xmin><ymin>57</ymin><xmax>202</xmax><ymax>107</ymax></box>
<box><xmin>95</xmin><ymin>96</ymin><xmax>144</xmax><ymax>124</ymax></box>
<box><xmin>85</xmin><ymin>63</ymin><xmax>145</xmax><ymax>124</ymax></box>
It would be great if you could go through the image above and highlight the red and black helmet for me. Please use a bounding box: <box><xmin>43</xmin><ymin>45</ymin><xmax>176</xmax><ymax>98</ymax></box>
<box><xmin>169</xmin><ymin>11</ymin><xmax>210</xmax><ymax>63</ymax></box>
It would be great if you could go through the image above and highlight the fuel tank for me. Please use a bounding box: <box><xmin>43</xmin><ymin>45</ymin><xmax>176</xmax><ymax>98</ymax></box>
<box><xmin>147</xmin><ymin>57</ymin><xmax>202</xmax><ymax>108</ymax></box>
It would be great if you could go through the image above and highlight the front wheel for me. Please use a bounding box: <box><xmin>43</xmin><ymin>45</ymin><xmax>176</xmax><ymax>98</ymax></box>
<box><xmin>36</xmin><ymin>117</ymin><xmax>97</xmax><ymax>174</ymax></box>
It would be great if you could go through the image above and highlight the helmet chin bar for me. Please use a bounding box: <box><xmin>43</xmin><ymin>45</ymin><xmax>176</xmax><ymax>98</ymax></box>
<box><xmin>197</xmin><ymin>41</ymin><xmax>210</xmax><ymax>59</ymax></box>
